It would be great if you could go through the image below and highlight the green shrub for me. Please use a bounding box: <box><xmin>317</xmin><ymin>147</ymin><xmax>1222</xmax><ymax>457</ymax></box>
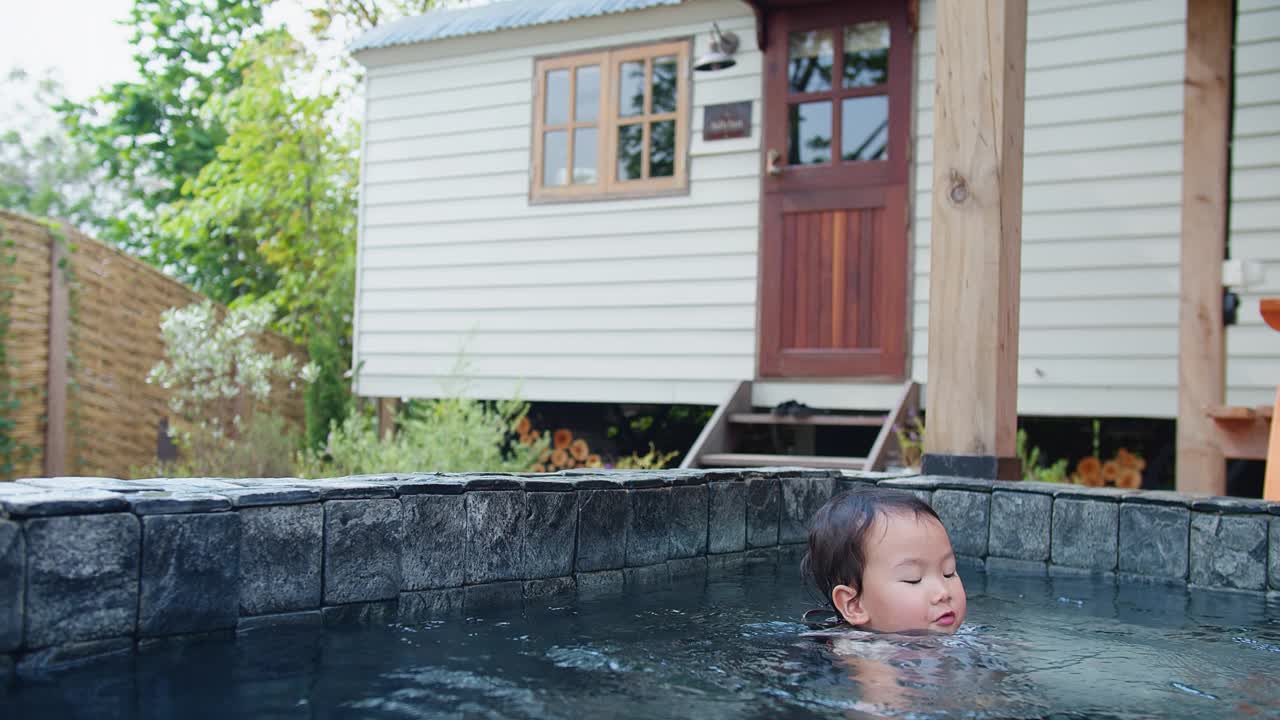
<box><xmin>134</xmin><ymin>412</ymin><xmax>300</xmax><ymax>479</ymax></box>
<box><xmin>298</xmin><ymin>393</ymin><xmax>548</xmax><ymax>477</ymax></box>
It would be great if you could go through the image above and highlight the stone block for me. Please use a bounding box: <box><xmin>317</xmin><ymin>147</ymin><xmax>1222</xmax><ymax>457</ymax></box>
<box><xmin>24</xmin><ymin>513</ymin><xmax>139</xmax><ymax>648</ymax></box>
<box><xmin>669</xmin><ymin>485</ymin><xmax>708</xmax><ymax>559</ymax></box>
<box><xmin>465</xmin><ymin>581</ymin><xmax>523</xmax><ymax>612</ymax></box>
<box><xmin>139</xmin><ymin>513</ymin><xmax>240</xmax><ymax>637</ymax></box>
<box><xmin>1</xmin><ymin>489</ymin><xmax>128</xmax><ymax>518</ymax></box>
<box><xmin>988</xmin><ymin>491</ymin><xmax>1051</xmax><ymax>561</ymax></box>
<box><xmin>575</xmin><ymin>570</ymin><xmax>623</xmax><ymax>598</ymax></box>
<box><xmin>398</xmin><ymin>589</ymin><xmax>464</xmax><ymax>623</ymax></box>
<box><xmin>1189</xmin><ymin>513</ymin><xmax>1268</xmax><ymax>591</ymax></box>
<box><xmin>706</xmin><ymin>551</ymin><xmax>746</xmax><ymax>573</ymax></box>
<box><xmin>304</xmin><ymin>478</ymin><xmax>396</xmax><ymax>500</ymax></box>
<box><xmin>745</xmin><ymin>476</ymin><xmax>780</xmax><ymax>548</ymax></box>
<box><xmin>0</xmin><ymin>520</ymin><xmax>21</xmax><ymax>652</ymax></box>
<box><xmin>321</xmin><ymin>601</ymin><xmax>398</xmax><ymax>627</ymax></box>
<box><xmin>221</xmin><ymin>487</ymin><xmax>320</xmax><ymax>508</ymax></box>
<box><xmin>576</xmin><ymin>489</ymin><xmax>626</xmax><ymax>572</ymax></box>
<box><xmin>324</xmin><ymin>499</ymin><xmax>403</xmax><ymax>604</ymax></box>
<box><xmin>667</xmin><ymin>556</ymin><xmax>707</xmax><ymax>578</ymax></box>
<box><xmin>401</xmin><ymin>494</ymin><xmax>465</xmax><ymax>590</ymax></box>
<box><xmin>624</xmin><ymin>563</ymin><xmax>670</xmax><ymax>591</ymax></box>
<box><xmin>523</xmin><ymin>491</ymin><xmax>577</xmax><ymax>579</ymax></box>
<box><xmin>236</xmin><ymin>611</ymin><xmax>322</xmax><ymax>634</ymax></box>
<box><xmin>984</xmin><ymin>557</ymin><xmax>1048</xmax><ymax>576</ymax></box>
<box><xmin>626</xmin><ymin>488</ymin><xmax>671</xmax><ymax>566</ymax></box>
<box><xmin>124</xmin><ymin>491</ymin><xmax>231</xmax><ymax>515</ymax></box>
<box><xmin>1272</xmin><ymin>519</ymin><xmax>1279</xmax><ymax>591</ymax></box>
<box><xmin>240</xmin><ymin>503</ymin><xmax>323</xmax><ymax>615</ymax></box>
<box><xmin>16</xmin><ymin>637</ymin><xmax>133</xmax><ymax>676</ymax></box>
<box><xmin>1118</xmin><ymin>503</ymin><xmax>1189</xmax><ymax>580</ymax></box>
<box><xmin>524</xmin><ymin>576</ymin><xmax>575</xmax><ymax>603</ymax></box>
<box><xmin>932</xmin><ymin>490</ymin><xmax>990</xmax><ymax>557</ymax></box>
<box><xmin>707</xmin><ymin>481</ymin><xmax>746</xmax><ymax>554</ymax></box>
<box><xmin>780</xmin><ymin>477</ymin><xmax>831</xmax><ymax>544</ymax></box>
<box><xmin>1051</xmin><ymin>499</ymin><xmax>1118</xmax><ymax>571</ymax></box>
<box><xmin>465</xmin><ymin>491</ymin><xmax>523</xmax><ymax>584</ymax></box>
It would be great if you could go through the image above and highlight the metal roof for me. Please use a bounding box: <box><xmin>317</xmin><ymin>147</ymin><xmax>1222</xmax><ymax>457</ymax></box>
<box><xmin>349</xmin><ymin>0</ymin><xmax>687</xmax><ymax>53</ymax></box>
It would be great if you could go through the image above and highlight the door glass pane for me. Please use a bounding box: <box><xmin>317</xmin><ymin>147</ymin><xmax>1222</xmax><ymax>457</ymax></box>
<box><xmin>619</xmin><ymin>61</ymin><xmax>646</xmax><ymax>117</ymax></box>
<box><xmin>649</xmin><ymin>120</ymin><xmax>675</xmax><ymax>177</ymax></box>
<box><xmin>617</xmin><ymin>123</ymin><xmax>643</xmax><ymax>181</ymax></box>
<box><xmin>844</xmin><ymin>21</ymin><xmax>890</xmax><ymax>87</ymax></box>
<box><xmin>788</xmin><ymin>101</ymin><xmax>832</xmax><ymax>165</ymax></box>
<box><xmin>651</xmin><ymin>56</ymin><xmax>678</xmax><ymax>113</ymax></box>
<box><xmin>788</xmin><ymin>30</ymin><xmax>833</xmax><ymax>93</ymax></box>
<box><xmin>575</xmin><ymin>65</ymin><xmax>600</xmax><ymax>122</ymax></box>
<box><xmin>573</xmin><ymin>128</ymin><xmax>598</xmax><ymax>184</ymax></box>
<box><xmin>545</xmin><ymin>69</ymin><xmax>569</xmax><ymax>125</ymax></box>
<box><xmin>841</xmin><ymin>96</ymin><xmax>888</xmax><ymax>161</ymax></box>
<box><xmin>543</xmin><ymin>130</ymin><xmax>568</xmax><ymax>186</ymax></box>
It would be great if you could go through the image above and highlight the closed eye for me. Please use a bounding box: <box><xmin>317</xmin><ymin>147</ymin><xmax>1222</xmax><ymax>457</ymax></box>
<box><xmin>943</xmin><ymin>572</ymin><xmax>955</xmax><ymax>578</ymax></box>
<box><xmin>903</xmin><ymin>579</ymin><xmax>922</xmax><ymax>585</ymax></box>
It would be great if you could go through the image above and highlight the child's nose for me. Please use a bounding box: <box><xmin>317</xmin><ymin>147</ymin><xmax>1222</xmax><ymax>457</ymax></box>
<box><xmin>930</xmin><ymin>579</ymin><xmax>951</xmax><ymax>603</ymax></box>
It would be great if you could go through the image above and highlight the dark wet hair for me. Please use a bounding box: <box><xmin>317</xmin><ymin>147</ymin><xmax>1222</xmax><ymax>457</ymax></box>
<box><xmin>801</xmin><ymin>487</ymin><xmax>941</xmax><ymax>620</ymax></box>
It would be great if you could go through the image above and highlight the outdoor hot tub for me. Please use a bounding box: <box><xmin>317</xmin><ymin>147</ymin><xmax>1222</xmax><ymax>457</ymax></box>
<box><xmin>1</xmin><ymin>470</ymin><xmax>1277</xmax><ymax>717</ymax></box>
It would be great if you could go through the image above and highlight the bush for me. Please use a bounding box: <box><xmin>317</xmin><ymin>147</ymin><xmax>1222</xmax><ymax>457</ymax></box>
<box><xmin>298</xmin><ymin>393</ymin><xmax>548</xmax><ymax>477</ymax></box>
<box><xmin>134</xmin><ymin>412</ymin><xmax>300</xmax><ymax>478</ymax></box>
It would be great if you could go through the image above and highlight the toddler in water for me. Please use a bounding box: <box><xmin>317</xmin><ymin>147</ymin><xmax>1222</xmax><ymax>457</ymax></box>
<box><xmin>802</xmin><ymin>487</ymin><xmax>966</xmax><ymax>634</ymax></box>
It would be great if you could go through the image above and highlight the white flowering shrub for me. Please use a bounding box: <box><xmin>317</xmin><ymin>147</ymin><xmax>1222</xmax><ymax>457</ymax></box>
<box><xmin>144</xmin><ymin>300</ymin><xmax>316</xmax><ymax>476</ymax></box>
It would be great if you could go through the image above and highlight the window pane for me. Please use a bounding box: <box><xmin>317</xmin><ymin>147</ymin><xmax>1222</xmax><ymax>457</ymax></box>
<box><xmin>651</xmin><ymin>55</ymin><xmax>678</xmax><ymax>114</ymax></box>
<box><xmin>619</xmin><ymin>61</ymin><xmax>645</xmax><ymax>117</ymax></box>
<box><xmin>545</xmin><ymin>69</ymin><xmax>569</xmax><ymax>125</ymax></box>
<box><xmin>841</xmin><ymin>95</ymin><xmax>888</xmax><ymax>161</ymax></box>
<box><xmin>573</xmin><ymin>128</ymin><xmax>598</xmax><ymax>184</ymax></box>
<box><xmin>649</xmin><ymin>120</ymin><xmax>675</xmax><ymax>178</ymax></box>
<box><xmin>575</xmin><ymin>65</ymin><xmax>600</xmax><ymax>122</ymax></box>
<box><xmin>788</xmin><ymin>101</ymin><xmax>832</xmax><ymax>165</ymax></box>
<box><xmin>543</xmin><ymin>130</ymin><xmax>568</xmax><ymax>186</ymax></box>
<box><xmin>788</xmin><ymin>30</ymin><xmax>833</xmax><ymax>93</ymax></box>
<box><xmin>844</xmin><ymin>21</ymin><xmax>889</xmax><ymax>87</ymax></box>
<box><xmin>617</xmin><ymin>123</ymin><xmax>643</xmax><ymax>181</ymax></box>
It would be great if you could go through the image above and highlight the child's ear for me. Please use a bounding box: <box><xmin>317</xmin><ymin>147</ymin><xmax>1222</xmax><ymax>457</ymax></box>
<box><xmin>832</xmin><ymin>584</ymin><xmax>870</xmax><ymax>627</ymax></box>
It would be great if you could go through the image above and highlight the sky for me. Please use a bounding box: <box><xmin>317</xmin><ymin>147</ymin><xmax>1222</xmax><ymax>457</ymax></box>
<box><xmin>0</xmin><ymin>0</ymin><xmax>329</xmax><ymax>105</ymax></box>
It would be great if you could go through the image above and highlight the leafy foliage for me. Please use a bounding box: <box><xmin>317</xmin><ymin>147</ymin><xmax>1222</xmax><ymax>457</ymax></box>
<box><xmin>298</xmin><ymin>394</ymin><xmax>547</xmax><ymax>477</ymax></box>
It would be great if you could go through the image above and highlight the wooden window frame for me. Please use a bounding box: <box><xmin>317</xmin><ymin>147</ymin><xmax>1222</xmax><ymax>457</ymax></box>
<box><xmin>531</xmin><ymin>39</ymin><xmax>691</xmax><ymax>203</ymax></box>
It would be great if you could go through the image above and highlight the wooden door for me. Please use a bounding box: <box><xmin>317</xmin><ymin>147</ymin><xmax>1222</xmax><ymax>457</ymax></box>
<box><xmin>758</xmin><ymin>0</ymin><xmax>912</xmax><ymax>378</ymax></box>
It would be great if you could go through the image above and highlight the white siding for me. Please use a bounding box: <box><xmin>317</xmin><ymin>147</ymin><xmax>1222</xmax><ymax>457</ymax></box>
<box><xmin>1226</xmin><ymin>0</ymin><xmax>1280</xmax><ymax>408</ymax></box>
<box><xmin>354</xmin><ymin>0</ymin><xmax>761</xmax><ymax>404</ymax></box>
<box><xmin>912</xmin><ymin>0</ymin><xmax>1193</xmax><ymax>417</ymax></box>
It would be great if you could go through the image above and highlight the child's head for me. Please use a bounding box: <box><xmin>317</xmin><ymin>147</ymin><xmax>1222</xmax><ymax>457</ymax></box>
<box><xmin>802</xmin><ymin>487</ymin><xmax>966</xmax><ymax>634</ymax></box>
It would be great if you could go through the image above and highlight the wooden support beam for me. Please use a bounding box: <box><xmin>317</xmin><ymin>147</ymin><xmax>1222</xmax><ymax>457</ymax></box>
<box><xmin>44</xmin><ymin>233</ymin><xmax>69</xmax><ymax>477</ymax></box>
<box><xmin>1176</xmin><ymin>0</ymin><xmax>1233</xmax><ymax>496</ymax></box>
<box><xmin>377</xmin><ymin>397</ymin><xmax>399</xmax><ymax>441</ymax></box>
<box><xmin>921</xmin><ymin>0</ymin><xmax>1027</xmax><ymax>480</ymax></box>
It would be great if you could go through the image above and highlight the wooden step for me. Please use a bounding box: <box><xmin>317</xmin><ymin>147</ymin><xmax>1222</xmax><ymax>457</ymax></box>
<box><xmin>700</xmin><ymin>453</ymin><xmax>868</xmax><ymax>470</ymax></box>
<box><xmin>729</xmin><ymin>412</ymin><xmax>888</xmax><ymax>428</ymax></box>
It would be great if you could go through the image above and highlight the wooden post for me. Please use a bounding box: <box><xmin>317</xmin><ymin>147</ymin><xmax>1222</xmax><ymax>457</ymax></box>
<box><xmin>44</xmin><ymin>233</ymin><xmax>69</xmax><ymax>477</ymax></box>
<box><xmin>1176</xmin><ymin>0</ymin><xmax>1233</xmax><ymax>496</ymax></box>
<box><xmin>921</xmin><ymin>0</ymin><xmax>1027</xmax><ymax>481</ymax></box>
<box><xmin>377</xmin><ymin>397</ymin><xmax>398</xmax><ymax>441</ymax></box>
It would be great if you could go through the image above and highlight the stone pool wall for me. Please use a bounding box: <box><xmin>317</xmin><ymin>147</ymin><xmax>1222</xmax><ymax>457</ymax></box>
<box><xmin>1</xmin><ymin>470</ymin><xmax>1277</xmax><ymax>679</ymax></box>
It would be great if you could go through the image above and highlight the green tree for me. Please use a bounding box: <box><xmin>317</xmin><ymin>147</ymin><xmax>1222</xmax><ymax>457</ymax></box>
<box><xmin>0</xmin><ymin>68</ymin><xmax>116</xmax><ymax>229</ymax></box>
<box><xmin>58</xmin><ymin>0</ymin><xmax>268</xmax><ymax>301</ymax></box>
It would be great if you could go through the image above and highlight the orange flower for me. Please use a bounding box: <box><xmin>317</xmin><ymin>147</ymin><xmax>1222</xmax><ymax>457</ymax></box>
<box><xmin>585</xmin><ymin>454</ymin><xmax>603</xmax><ymax>468</ymax></box>
<box><xmin>551</xmin><ymin>448</ymin><xmax>569</xmax><ymax>468</ymax></box>
<box><xmin>516</xmin><ymin>416</ymin><xmax>532</xmax><ymax>436</ymax></box>
<box><xmin>570</xmin><ymin>438</ymin><xmax>589</xmax><ymax>461</ymax></box>
<box><xmin>553</xmin><ymin>429</ymin><xmax>573</xmax><ymax>450</ymax></box>
<box><xmin>531</xmin><ymin>463</ymin><xmax>546</xmax><ymax>473</ymax></box>
<box><xmin>1076</xmin><ymin>456</ymin><xmax>1102</xmax><ymax>486</ymax></box>
<box><xmin>1101</xmin><ymin>460</ymin><xmax>1121</xmax><ymax>485</ymax></box>
<box><xmin>1116</xmin><ymin>467</ymin><xmax>1142</xmax><ymax>490</ymax></box>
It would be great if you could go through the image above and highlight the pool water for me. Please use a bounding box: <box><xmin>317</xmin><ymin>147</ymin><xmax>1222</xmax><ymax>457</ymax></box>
<box><xmin>4</xmin><ymin>555</ymin><xmax>1279</xmax><ymax>719</ymax></box>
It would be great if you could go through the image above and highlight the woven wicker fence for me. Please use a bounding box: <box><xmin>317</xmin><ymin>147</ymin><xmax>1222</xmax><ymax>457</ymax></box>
<box><xmin>1</xmin><ymin>210</ymin><xmax>306</xmax><ymax>480</ymax></box>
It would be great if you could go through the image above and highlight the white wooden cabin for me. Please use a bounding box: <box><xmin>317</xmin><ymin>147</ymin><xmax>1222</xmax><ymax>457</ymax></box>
<box><xmin>348</xmin><ymin>0</ymin><xmax>1279</xmax><ymax>479</ymax></box>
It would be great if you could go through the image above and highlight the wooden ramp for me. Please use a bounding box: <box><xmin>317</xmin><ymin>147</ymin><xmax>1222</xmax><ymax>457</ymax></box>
<box><xmin>681</xmin><ymin>380</ymin><xmax>920</xmax><ymax>471</ymax></box>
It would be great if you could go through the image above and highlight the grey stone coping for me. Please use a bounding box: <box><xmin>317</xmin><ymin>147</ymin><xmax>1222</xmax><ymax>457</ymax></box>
<box><xmin>5</xmin><ymin>468</ymin><xmax>1278</xmax><ymax>675</ymax></box>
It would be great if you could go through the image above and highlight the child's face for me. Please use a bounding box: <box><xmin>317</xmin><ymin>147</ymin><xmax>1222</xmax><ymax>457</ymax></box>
<box><xmin>840</xmin><ymin>511</ymin><xmax>967</xmax><ymax>634</ymax></box>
